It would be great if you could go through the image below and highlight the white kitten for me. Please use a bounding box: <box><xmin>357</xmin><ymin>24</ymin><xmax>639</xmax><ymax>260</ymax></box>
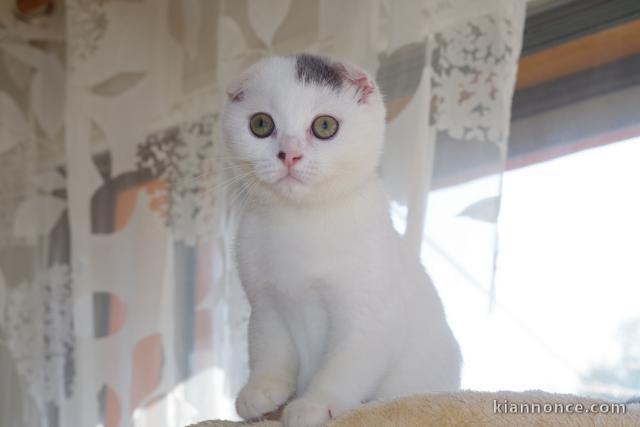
<box><xmin>222</xmin><ymin>54</ymin><xmax>462</xmax><ymax>427</ymax></box>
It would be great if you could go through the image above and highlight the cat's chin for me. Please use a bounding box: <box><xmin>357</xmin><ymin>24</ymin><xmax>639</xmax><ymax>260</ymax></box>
<box><xmin>273</xmin><ymin>177</ymin><xmax>309</xmax><ymax>202</ymax></box>
<box><xmin>268</xmin><ymin>178</ymin><xmax>312</xmax><ymax>203</ymax></box>
<box><xmin>261</xmin><ymin>174</ymin><xmax>370</xmax><ymax>206</ymax></box>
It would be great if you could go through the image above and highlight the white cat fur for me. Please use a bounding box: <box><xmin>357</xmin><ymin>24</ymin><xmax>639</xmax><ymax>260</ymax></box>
<box><xmin>222</xmin><ymin>54</ymin><xmax>462</xmax><ymax>427</ymax></box>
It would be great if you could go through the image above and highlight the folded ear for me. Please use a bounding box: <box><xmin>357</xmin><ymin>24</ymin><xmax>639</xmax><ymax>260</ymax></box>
<box><xmin>336</xmin><ymin>62</ymin><xmax>376</xmax><ymax>104</ymax></box>
<box><xmin>225</xmin><ymin>76</ymin><xmax>246</xmax><ymax>102</ymax></box>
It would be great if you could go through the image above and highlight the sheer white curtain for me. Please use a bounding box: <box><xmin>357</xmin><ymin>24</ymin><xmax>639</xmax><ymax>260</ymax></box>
<box><xmin>0</xmin><ymin>1</ymin><xmax>525</xmax><ymax>426</ymax></box>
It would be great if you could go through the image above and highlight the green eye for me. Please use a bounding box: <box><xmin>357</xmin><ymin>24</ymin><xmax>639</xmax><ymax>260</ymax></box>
<box><xmin>249</xmin><ymin>113</ymin><xmax>275</xmax><ymax>138</ymax></box>
<box><xmin>311</xmin><ymin>115</ymin><xmax>339</xmax><ymax>140</ymax></box>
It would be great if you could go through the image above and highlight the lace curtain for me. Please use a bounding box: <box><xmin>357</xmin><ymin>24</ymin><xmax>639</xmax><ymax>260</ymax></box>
<box><xmin>0</xmin><ymin>1</ymin><xmax>525</xmax><ymax>426</ymax></box>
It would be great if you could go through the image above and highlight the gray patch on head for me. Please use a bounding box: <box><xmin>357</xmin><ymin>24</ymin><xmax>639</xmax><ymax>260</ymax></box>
<box><xmin>295</xmin><ymin>54</ymin><xmax>343</xmax><ymax>90</ymax></box>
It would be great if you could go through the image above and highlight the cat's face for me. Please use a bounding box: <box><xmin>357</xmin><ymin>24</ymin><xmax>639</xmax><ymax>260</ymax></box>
<box><xmin>222</xmin><ymin>54</ymin><xmax>385</xmax><ymax>205</ymax></box>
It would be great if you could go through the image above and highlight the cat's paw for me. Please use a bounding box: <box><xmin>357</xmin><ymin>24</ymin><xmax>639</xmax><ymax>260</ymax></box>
<box><xmin>282</xmin><ymin>397</ymin><xmax>332</xmax><ymax>427</ymax></box>
<box><xmin>235</xmin><ymin>377</ymin><xmax>294</xmax><ymax>420</ymax></box>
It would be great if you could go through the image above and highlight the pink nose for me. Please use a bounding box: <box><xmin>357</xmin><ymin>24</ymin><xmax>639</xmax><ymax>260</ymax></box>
<box><xmin>277</xmin><ymin>151</ymin><xmax>303</xmax><ymax>167</ymax></box>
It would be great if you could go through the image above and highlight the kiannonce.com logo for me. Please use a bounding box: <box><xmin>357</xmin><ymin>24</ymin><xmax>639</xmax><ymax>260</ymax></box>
<box><xmin>493</xmin><ymin>399</ymin><xmax>627</xmax><ymax>415</ymax></box>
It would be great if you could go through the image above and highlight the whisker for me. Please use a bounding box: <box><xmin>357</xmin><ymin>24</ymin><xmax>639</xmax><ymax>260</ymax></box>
<box><xmin>200</xmin><ymin>171</ymin><xmax>255</xmax><ymax>194</ymax></box>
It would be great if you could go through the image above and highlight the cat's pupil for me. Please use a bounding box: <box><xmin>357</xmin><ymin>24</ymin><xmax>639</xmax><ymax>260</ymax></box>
<box><xmin>322</xmin><ymin>121</ymin><xmax>328</xmax><ymax>129</ymax></box>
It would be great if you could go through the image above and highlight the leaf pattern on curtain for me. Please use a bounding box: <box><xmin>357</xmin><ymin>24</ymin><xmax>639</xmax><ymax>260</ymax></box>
<box><xmin>97</xmin><ymin>384</ymin><xmax>122</xmax><ymax>427</ymax></box>
<box><xmin>376</xmin><ymin>41</ymin><xmax>427</xmax><ymax>122</ymax></box>
<box><xmin>90</xmin><ymin>72</ymin><xmax>147</xmax><ymax>97</ymax></box>
<box><xmin>135</xmin><ymin>114</ymin><xmax>221</xmax><ymax>244</ymax></box>
<box><xmin>0</xmin><ymin>91</ymin><xmax>29</xmax><ymax>151</ymax></box>
<box><xmin>4</xmin><ymin>264</ymin><xmax>74</xmax><ymax>402</ymax></box>
<box><xmin>0</xmin><ymin>6</ymin><xmax>74</xmax><ymax>425</ymax></box>
<box><xmin>457</xmin><ymin>196</ymin><xmax>501</xmax><ymax>223</ymax></box>
<box><xmin>67</xmin><ymin>0</ymin><xmax>108</xmax><ymax>61</ymax></box>
<box><xmin>431</xmin><ymin>14</ymin><xmax>520</xmax><ymax>144</ymax></box>
<box><xmin>0</xmin><ymin>1</ymin><xmax>526</xmax><ymax>426</ymax></box>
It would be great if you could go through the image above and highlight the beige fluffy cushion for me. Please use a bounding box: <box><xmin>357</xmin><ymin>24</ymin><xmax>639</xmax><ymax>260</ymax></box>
<box><xmin>187</xmin><ymin>390</ymin><xmax>640</xmax><ymax>427</ymax></box>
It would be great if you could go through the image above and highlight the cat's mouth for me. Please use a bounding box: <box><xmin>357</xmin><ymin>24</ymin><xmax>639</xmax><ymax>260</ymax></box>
<box><xmin>252</xmin><ymin>166</ymin><xmax>314</xmax><ymax>200</ymax></box>
<box><xmin>267</xmin><ymin>170</ymin><xmax>310</xmax><ymax>199</ymax></box>
<box><xmin>276</xmin><ymin>173</ymin><xmax>304</xmax><ymax>185</ymax></box>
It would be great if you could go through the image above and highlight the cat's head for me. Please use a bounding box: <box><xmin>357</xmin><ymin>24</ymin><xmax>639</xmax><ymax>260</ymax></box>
<box><xmin>222</xmin><ymin>54</ymin><xmax>385</xmax><ymax>206</ymax></box>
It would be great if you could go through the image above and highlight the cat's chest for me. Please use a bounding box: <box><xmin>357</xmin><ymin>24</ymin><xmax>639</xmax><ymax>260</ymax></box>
<box><xmin>238</xmin><ymin>209</ymin><xmax>355</xmax><ymax>290</ymax></box>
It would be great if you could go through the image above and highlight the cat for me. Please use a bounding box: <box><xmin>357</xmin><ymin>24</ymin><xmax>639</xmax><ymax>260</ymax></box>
<box><xmin>222</xmin><ymin>54</ymin><xmax>462</xmax><ymax>427</ymax></box>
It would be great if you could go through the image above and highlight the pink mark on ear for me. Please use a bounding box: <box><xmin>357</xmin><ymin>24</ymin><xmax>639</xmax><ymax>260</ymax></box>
<box><xmin>226</xmin><ymin>78</ymin><xmax>247</xmax><ymax>102</ymax></box>
<box><xmin>226</xmin><ymin>87</ymin><xmax>244</xmax><ymax>102</ymax></box>
<box><xmin>337</xmin><ymin>64</ymin><xmax>376</xmax><ymax>104</ymax></box>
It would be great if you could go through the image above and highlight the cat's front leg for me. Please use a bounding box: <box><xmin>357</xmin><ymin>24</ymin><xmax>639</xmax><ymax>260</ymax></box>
<box><xmin>236</xmin><ymin>292</ymin><xmax>298</xmax><ymax>420</ymax></box>
<box><xmin>282</xmin><ymin>292</ymin><xmax>396</xmax><ymax>427</ymax></box>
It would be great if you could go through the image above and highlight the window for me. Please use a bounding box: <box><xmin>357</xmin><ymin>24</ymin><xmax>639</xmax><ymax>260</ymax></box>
<box><xmin>418</xmin><ymin>1</ymin><xmax>640</xmax><ymax>401</ymax></box>
<box><xmin>424</xmin><ymin>136</ymin><xmax>640</xmax><ymax>400</ymax></box>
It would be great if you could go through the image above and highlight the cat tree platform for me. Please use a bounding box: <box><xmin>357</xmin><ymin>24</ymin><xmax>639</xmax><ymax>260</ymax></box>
<box><xmin>187</xmin><ymin>390</ymin><xmax>639</xmax><ymax>426</ymax></box>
